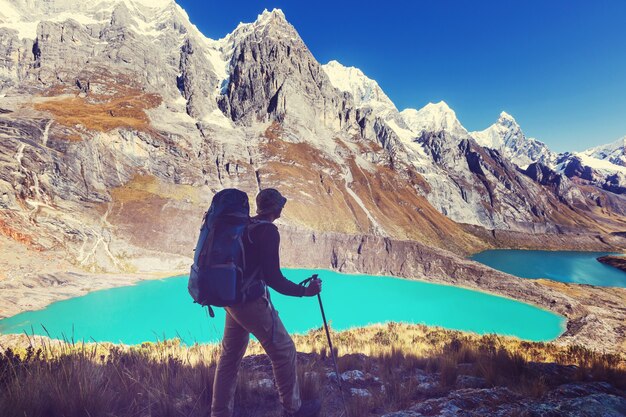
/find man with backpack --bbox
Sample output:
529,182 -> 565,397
210,188 -> 323,417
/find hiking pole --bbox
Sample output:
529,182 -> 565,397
300,274 -> 350,417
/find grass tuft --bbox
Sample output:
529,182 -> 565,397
0,323 -> 624,416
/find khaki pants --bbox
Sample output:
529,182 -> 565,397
211,295 -> 302,417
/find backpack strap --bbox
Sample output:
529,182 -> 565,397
198,225 -> 216,267
238,233 -> 246,272
246,219 -> 272,244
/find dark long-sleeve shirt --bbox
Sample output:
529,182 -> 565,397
244,220 -> 305,297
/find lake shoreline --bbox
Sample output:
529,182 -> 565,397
1,229 -> 626,353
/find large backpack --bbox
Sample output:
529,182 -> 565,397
188,189 -> 252,316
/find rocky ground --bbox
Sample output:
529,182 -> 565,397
320,359 -> 626,417
381,382 -> 626,417
598,254 -> 626,274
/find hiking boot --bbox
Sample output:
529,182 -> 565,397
284,399 -> 321,417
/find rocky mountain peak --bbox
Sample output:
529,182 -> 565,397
0,0 -> 178,39
227,8 -> 292,43
2,0 -> 626,280
495,111 -> 522,132
498,111 -> 516,122
471,111 -> 555,168
426,100 -> 453,113
475,111 -> 520,139
217,8 -> 350,131
255,8 -> 287,24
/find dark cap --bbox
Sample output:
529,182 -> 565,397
256,188 -> 287,215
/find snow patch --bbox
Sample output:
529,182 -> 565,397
0,20 -> 39,39
202,109 -> 234,129
470,111 -> 556,168
342,167 -> 385,235
575,153 -> 626,175
125,0 -> 173,9
385,118 -> 415,142
0,0 -> 173,39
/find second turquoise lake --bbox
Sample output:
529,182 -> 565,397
471,250 -> 626,287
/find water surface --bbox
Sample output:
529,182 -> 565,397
0,269 -> 565,344
471,250 -> 626,287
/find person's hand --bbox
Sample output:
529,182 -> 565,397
304,278 -> 322,297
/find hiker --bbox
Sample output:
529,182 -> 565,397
211,188 -> 323,417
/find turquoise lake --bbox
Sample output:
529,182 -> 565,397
471,250 -> 626,288
0,269 -> 564,345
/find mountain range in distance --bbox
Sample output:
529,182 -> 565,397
0,1 -> 625,273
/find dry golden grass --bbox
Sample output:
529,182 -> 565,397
345,158 -> 481,251
535,279 -> 588,298
34,93 -> 160,133
1,323 -> 623,417
259,132 -> 370,235
290,323 -> 625,370
109,174 -> 204,205
103,174 -> 208,253
33,71 -> 161,135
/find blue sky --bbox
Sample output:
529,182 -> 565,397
177,0 -> 626,152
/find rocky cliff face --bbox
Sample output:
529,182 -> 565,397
218,10 -> 351,133
322,66 -> 626,231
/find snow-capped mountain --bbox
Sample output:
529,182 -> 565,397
470,112 -> 556,169
582,136 -> 626,167
400,101 -> 468,138
322,60 -> 395,111
0,0 -> 176,39
552,136 -> 626,195
558,153 -> 626,176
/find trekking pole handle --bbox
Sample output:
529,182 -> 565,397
298,274 -> 320,287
